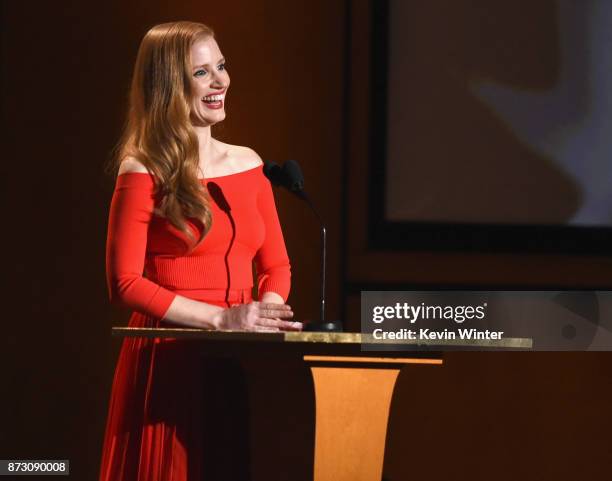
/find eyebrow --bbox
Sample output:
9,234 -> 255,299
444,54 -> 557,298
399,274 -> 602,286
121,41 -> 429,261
192,57 -> 225,70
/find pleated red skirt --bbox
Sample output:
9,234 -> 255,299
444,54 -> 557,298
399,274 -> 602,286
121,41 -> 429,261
98,288 -> 252,481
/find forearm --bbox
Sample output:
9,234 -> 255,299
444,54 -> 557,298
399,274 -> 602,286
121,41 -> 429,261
160,294 -> 225,329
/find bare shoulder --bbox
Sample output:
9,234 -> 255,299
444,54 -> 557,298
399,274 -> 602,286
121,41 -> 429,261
215,140 -> 263,170
233,145 -> 264,167
118,156 -> 149,175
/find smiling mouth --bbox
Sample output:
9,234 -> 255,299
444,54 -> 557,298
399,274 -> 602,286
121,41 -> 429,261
202,94 -> 225,103
201,93 -> 225,110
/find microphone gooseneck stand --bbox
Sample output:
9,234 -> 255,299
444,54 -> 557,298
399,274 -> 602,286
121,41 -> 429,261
264,160 -> 343,332
295,190 -> 342,332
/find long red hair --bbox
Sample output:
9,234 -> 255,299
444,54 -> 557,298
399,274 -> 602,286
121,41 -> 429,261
108,21 -> 216,250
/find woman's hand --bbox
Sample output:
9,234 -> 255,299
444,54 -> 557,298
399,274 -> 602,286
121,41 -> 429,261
213,301 -> 302,332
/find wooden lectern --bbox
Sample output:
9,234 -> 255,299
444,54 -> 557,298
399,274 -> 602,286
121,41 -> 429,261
112,328 -> 529,481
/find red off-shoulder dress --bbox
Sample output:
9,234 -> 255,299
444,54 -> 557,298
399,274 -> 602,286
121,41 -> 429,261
99,164 -> 291,481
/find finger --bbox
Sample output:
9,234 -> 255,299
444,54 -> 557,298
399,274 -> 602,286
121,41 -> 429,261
279,321 -> 303,331
253,325 -> 280,332
259,308 -> 294,319
259,303 -> 292,311
259,318 -> 303,331
256,318 -> 282,328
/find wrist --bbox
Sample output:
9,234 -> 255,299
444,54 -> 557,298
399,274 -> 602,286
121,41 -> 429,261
209,307 -> 227,330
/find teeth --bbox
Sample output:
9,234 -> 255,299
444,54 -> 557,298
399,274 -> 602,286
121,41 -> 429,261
202,94 -> 224,102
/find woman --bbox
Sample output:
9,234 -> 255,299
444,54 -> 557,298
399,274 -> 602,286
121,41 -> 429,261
99,21 -> 301,481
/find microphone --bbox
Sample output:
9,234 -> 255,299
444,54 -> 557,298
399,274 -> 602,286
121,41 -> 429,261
263,160 -> 342,332
263,160 -> 305,196
262,161 -> 284,188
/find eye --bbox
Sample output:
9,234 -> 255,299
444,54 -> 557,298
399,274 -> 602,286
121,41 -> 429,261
217,63 -> 226,71
194,69 -> 207,77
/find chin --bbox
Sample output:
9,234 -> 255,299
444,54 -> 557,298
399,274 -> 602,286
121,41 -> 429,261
207,114 -> 226,127
192,111 -> 226,127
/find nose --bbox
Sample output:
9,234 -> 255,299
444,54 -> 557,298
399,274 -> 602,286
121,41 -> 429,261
211,70 -> 229,89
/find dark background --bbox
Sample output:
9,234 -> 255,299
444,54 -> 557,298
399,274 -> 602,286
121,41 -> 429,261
2,0 -> 612,480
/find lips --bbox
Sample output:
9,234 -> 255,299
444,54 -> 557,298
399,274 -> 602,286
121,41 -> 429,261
201,90 -> 226,110
202,99 -> 223,110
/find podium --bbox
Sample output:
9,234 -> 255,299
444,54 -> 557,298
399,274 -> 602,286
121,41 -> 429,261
112,328 -> 529,481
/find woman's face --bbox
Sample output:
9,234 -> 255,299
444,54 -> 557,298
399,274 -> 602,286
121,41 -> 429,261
189,36 -> 230,127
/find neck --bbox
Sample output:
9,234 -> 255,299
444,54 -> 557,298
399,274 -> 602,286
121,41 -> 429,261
194,124 -> 213,152
194,125 -> 216,175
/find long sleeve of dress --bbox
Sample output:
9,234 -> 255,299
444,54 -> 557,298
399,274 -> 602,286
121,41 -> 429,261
105,173 -> 177,319
254,177 -> 292,301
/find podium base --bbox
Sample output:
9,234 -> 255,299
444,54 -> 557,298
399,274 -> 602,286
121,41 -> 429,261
304,321 -> 344,332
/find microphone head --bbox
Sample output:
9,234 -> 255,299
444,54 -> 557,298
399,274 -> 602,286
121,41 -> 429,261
263,160 -> 284,187
283,160 -> 304,192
